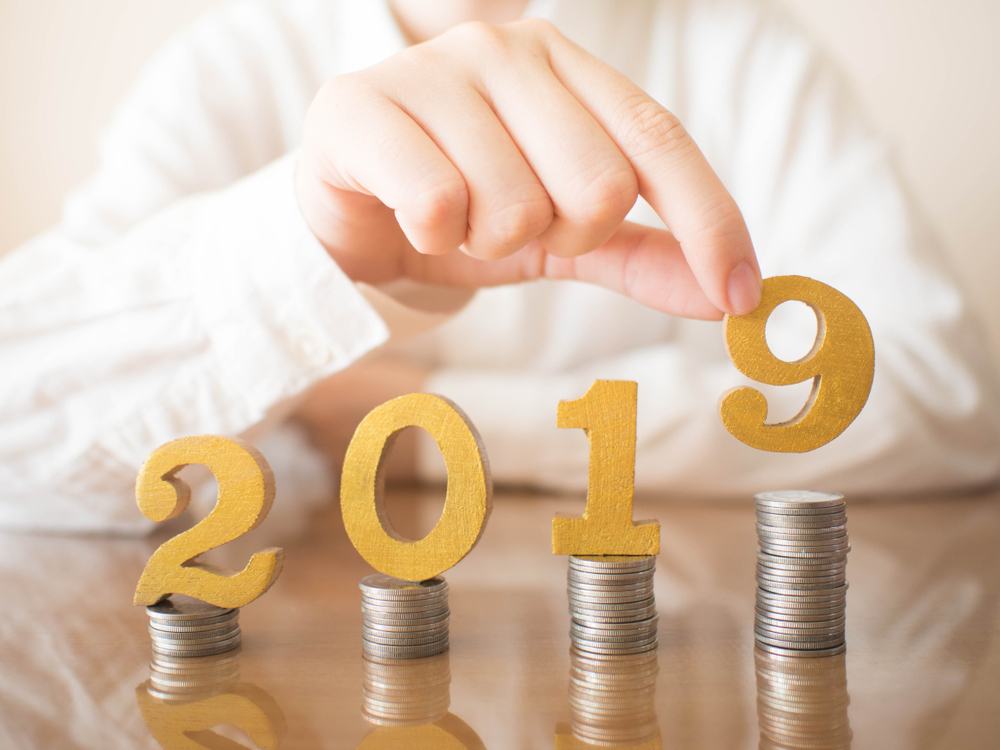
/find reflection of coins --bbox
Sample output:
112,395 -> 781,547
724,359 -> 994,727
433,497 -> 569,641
755,646 -> 852,748
754,491 -> 848,654
568,648 -> 660,747
146,650 -> 242,702
146,596 -> 241,658
361,652 -> 451,727
361,575 -> 449,660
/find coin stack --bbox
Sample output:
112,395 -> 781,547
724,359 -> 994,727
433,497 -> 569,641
755,490 -> 849,657
568,556 -> 658,656
146,650 -> 242,702
362,651 -> 451,727
568,648 -> 660,747
361,574 -> 449,660
755,646 -> 852,749
147,595 -> 242,660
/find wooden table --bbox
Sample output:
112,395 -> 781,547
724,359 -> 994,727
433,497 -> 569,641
2,485 -> 999,749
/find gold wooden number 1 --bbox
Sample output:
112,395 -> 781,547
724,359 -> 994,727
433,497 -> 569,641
553,381 -> 659,556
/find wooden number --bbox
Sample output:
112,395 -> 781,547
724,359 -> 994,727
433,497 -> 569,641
134,435 -> 284,608
341,394 -> 492,582
136,682 -> 287,750
553,381 -> 659,556
357,714 -> 485,750
719,275 -> 875,452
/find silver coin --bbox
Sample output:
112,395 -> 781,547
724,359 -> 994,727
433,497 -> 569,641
361,591 -> 448,605
572,615 -> 659,632
152,639 -> 242,658
757,553 -> 848,570
363,617 -> 450,633
363,641 -> 450,659
757,525 -> 848,541
149,623 -> 240,641
757,567 -> 845,582
148,611 -> 240,631
756,509 -> 847,524
755,621 -> 846,637
755,632 -> 846,649
566,574 -> 653,588
364,611 -> 450,627
757,586 -> 848,602
755,489 -> 844,506
152,630 -> 242,650
757,574 -> 846,589
146,595 -> 236,621
569,591 -> 655,606
360,574 -> 447,594
572,639 -> 658,656
755,604 -> 845,622
362,600 -> 449,615
363,632 -> 450,648
568,577 -> 655,591
568,580 -> 655,594
571,605 -> 658,623
571,554 -> 656,568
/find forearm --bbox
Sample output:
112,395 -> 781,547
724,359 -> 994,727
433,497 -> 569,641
0,156 -> 390,533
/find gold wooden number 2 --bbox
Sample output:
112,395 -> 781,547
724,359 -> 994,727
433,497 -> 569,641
720,275 -> 875,453
553,380 -> 660,556
341,393 -> 493,583
134,435 -> 285,608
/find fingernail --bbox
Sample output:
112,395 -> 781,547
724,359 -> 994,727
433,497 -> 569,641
727,262 -> 762,315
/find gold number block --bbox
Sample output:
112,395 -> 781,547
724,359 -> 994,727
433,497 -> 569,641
552,381 -> 659,556
134,435 -> 284,608
341,394 -> 492,582
720,275 -> 875,453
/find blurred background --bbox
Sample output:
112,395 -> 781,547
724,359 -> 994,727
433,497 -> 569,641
1,0 -> 998,357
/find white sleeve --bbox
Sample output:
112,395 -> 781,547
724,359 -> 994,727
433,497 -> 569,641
417,0 -> 1000,498
0,4 -> 396,534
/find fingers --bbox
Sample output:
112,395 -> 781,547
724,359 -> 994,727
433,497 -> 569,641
543,25 -> 762,315
400,221 -> 722,320
308,76 -> 469,256
459,23 -> 638,259
386,64 -> 554,260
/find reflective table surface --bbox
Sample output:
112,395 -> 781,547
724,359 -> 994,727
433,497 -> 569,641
2,486 -> 1000,749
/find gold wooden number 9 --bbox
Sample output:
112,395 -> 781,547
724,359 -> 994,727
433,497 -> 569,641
341,394 -> 492,583
720,275 -> 875,453
134,435 -> 285,608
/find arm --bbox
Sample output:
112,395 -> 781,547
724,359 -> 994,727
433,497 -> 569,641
0,5 -> 389,533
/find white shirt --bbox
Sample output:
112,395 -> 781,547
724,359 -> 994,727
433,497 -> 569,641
1,0 -> 998,534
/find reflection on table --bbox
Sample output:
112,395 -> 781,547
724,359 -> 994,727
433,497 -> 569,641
136,648 -> 287,750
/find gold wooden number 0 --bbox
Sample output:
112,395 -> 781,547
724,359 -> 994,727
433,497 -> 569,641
553,380 -> 659,556
134,435 -> 284,608
720,275 -> 875,452
341,394 -> 492,582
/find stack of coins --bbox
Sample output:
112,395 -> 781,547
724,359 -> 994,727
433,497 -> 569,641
147,595 -> 242,660
362,651 -> 451,727
146,650 -> 242,702
568,648 -> 660,747
568,556 -> 658,656
754,490 -> 849,656
755,646 -> 852,749
361,574 -> 449,660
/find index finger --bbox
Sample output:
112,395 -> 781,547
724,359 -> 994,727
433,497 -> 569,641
542,23 -> 763,316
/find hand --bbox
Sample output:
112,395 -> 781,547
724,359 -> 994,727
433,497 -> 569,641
296,19 -> 762,320
292,358 -> 431,483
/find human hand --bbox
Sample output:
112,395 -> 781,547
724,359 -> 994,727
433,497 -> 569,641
296,19 -> 761,320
